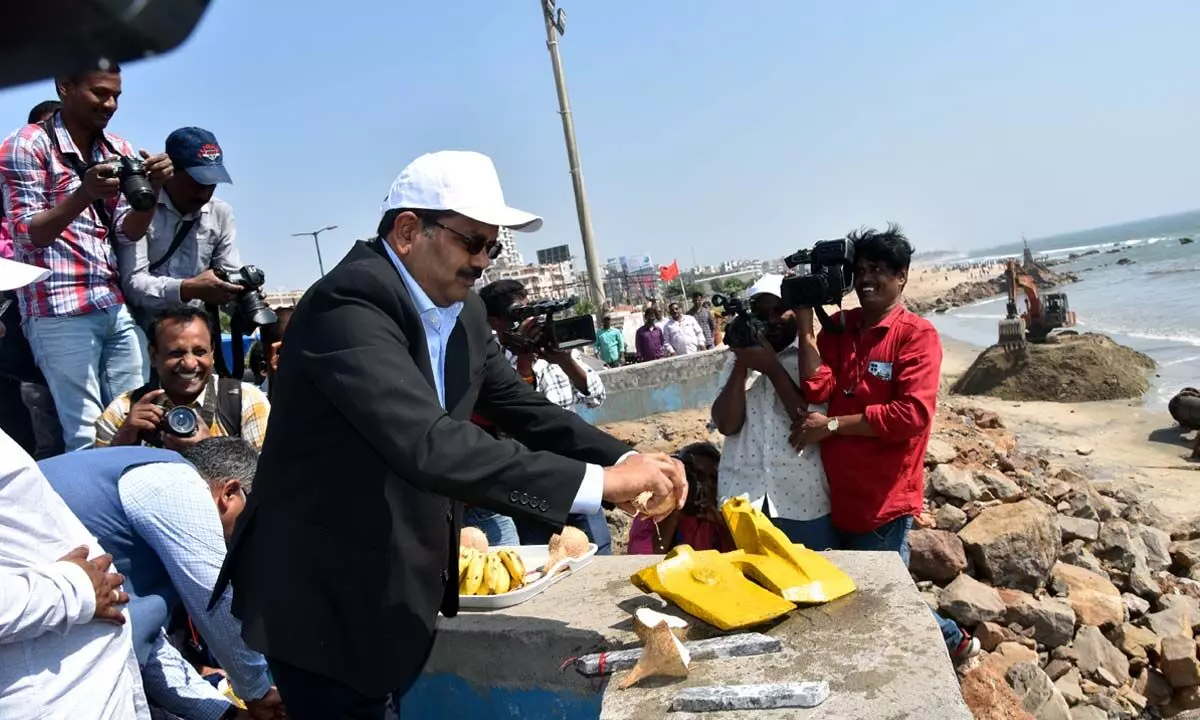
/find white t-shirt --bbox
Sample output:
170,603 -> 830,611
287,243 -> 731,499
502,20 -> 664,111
663,315 -> 704,356
716,348 -> 831,522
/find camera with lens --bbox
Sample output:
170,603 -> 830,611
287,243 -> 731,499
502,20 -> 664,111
214,265 -> 277,329
93,156 -> 156,212
138,405 -> 199,447
501,296 -> 596,353
710,293 -> 769,349
779,238 -> 856,310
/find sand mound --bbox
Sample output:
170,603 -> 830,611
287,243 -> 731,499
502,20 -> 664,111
950,333 -> 1155,402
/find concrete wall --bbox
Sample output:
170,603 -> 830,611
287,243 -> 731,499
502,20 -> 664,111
577,347 -> 729,425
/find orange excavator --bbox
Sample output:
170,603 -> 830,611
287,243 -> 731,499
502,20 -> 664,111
997,259 -> 1077,350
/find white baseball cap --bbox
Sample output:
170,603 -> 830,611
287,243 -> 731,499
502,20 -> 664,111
380,151 -> 543,232
0,257 -> 48,291
747,273 -> 784,299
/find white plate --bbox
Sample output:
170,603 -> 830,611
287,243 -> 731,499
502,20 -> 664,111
458,543 -> 598,610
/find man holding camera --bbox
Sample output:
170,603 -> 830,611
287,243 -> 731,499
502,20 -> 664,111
0,66 -> 173,451
119,127 -> 244,328
94,306 -> 270,451
790,226 -> 979,662
710,275 -> 837,548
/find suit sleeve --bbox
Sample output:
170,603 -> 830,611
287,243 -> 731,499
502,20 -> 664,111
299,279 -> 622,525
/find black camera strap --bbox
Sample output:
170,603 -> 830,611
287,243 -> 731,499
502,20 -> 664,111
38,115 -> 116,240
149,219 -> 196,273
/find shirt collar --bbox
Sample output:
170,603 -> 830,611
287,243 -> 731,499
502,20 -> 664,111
162,374 -> 213,410
848,302 -> 907,331
48,111 -> 121,162
159,189 -> 211,219
381,239 -> 464,320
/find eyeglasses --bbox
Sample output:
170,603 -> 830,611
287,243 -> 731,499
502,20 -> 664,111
431,220 -> 503,260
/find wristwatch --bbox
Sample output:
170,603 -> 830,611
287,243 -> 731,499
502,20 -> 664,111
826,417 -> 840,434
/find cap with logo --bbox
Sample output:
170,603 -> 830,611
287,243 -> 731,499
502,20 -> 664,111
165,127 -> 232,186
381,151 -> 542,232
0,257 -> 49,291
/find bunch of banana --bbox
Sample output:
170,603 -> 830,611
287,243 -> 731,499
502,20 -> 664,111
459,546 -> 527,596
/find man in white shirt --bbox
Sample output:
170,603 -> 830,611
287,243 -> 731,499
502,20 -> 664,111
663,302 -> 705,356
0,255 -> 150,720
709,274 -> 837,549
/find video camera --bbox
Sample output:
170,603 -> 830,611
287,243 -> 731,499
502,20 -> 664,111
214,265 -> 277,329
779,238 -> 856,334
501,296 -> 596,353
710,293 -> 768,349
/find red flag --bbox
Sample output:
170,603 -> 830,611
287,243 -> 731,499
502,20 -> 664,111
659,260 -> 680,282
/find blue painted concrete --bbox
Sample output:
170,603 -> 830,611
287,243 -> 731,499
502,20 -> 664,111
401,672 -> 601,719
577,348 -> 728,425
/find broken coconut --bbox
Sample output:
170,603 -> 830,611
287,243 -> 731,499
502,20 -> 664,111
632,607 -> 688,643
619,610 -> 692,689
633,490 -> 674,518
542,526 -> 590,575
460,526 -> 489,554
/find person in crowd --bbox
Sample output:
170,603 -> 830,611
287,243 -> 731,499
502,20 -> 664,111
42,437 -> 285,719
94,306 -> 270,450
790,225 -> 980,662
0,100 -> 65,459
594,315 -> 625,368
249,306 -> 291,398
213,150 -> 686,718
663,302 -> 705,356
119,127 -> 243,329
635,308 -> 668,361
479,278 -> 612,554
710,274 -> 836,548
0,65 -> 173,451
628,441 -> 732,554
0,253 -> 149,720
688,291 -> 715,350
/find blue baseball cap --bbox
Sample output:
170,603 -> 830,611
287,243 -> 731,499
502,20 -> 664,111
165,127 -> 232,185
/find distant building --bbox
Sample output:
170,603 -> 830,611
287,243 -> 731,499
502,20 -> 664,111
263,290 -> 304,308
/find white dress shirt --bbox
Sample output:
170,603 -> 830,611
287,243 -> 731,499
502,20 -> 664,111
0,430 -> 150,720
716,349 -> 832,522
663,314 -> 704,356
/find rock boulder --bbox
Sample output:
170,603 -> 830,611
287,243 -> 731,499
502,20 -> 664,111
908,528 -> 968,584
959,499 -> 1061,592
1050,563 -> 1124,628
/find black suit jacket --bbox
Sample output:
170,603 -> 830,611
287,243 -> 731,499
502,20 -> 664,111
213,240 -> 630,697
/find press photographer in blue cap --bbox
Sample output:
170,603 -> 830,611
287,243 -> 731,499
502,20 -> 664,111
118,126 -> 245,326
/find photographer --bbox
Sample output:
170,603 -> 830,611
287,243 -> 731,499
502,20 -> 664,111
710,275 -> 837,548
0,66 -> 173,451
790,226 -> 979,662
119,127 -> 244,326
479,279 -> 613,553
94,306 -> 270,450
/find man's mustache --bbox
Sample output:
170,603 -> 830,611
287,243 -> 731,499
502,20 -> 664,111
459,268 -> 483,281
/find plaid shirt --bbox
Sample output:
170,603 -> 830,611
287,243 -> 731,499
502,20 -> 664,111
504,346 -> 605,412
0,114 -> 134,317
93,375 -> 271,449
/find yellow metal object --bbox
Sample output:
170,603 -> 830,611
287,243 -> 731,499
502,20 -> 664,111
722,496 -> 856,604
631,545 -> 795,631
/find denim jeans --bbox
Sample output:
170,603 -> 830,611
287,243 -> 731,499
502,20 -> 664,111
462,508 -> 521,547
23,305 -> 148,451
514,510 -> 612,556
773,514 -> 839,550
837,515 -> 965,652
19,381 -> 63,459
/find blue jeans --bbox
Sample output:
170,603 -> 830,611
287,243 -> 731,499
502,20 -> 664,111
514,509 -> 612,556
23,305 -> 148,451
462,508 -> 521,547
773,514 -> 839,550
837,515 -> 965,653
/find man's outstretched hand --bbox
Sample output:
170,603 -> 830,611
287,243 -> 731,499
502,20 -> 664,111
601,453 -> 687,521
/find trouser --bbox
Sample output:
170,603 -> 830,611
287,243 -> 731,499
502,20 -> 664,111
773,514 -> 839,550
0,376 -> 33,451
268,657 -> 393,720
23,305 -> 149,451
835,515 -> 965,652
20,381 -> 64,458
462,507 -> 521,547
514,508 -> 612,555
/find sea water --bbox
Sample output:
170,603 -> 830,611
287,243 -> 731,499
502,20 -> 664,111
925,213 -> 1200,409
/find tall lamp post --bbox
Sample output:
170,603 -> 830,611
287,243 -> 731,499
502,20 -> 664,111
291,225 -> 338,277
540,0 -> 606,311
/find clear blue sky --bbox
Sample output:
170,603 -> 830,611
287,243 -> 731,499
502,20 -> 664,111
3,0 -> 1199,290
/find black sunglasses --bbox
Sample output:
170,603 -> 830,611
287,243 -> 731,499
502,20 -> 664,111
430,220 -> 503,260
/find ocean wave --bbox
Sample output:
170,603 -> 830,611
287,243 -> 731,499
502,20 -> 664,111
1122,331 -> 1200,348
1146,266 -> 1200,276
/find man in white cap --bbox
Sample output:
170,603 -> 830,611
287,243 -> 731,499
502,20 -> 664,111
0,254 -> 150,719
212,150 -> 687,718
710,273 -> 837,549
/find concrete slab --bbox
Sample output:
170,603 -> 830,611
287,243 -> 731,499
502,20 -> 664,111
403,551 -> 971,719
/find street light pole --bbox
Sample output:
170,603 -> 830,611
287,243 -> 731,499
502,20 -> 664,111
540,0 -> 606,311
291,225 -> 338,277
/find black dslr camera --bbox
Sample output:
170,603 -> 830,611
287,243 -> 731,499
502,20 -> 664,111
94,156 -> 155,212
501,296 -> 596,353
139,405 -> 199,447
710,293 -> 768,349
215,265 -> 277,329
780,238 -> 856,310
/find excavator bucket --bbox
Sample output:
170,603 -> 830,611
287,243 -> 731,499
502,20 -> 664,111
998,316 -> 1026,352
721,496 -> 856,604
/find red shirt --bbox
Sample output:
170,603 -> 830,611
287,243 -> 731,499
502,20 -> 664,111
802,304 -> 941,533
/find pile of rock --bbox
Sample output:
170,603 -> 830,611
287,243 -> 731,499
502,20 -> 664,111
920,404 -> 1200,719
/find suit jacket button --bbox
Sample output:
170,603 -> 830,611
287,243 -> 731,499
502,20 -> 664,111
520,492 -> 530,506
509,490 -> 520,503
446,509 -> 453,522
529,495 -> 539,507
539,500 -> 549,512
441,569 -> 450,583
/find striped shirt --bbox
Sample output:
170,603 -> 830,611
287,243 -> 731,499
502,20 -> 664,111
0,113 -> 134,318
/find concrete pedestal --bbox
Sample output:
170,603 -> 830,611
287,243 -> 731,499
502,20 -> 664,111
402,551 -> 971,719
